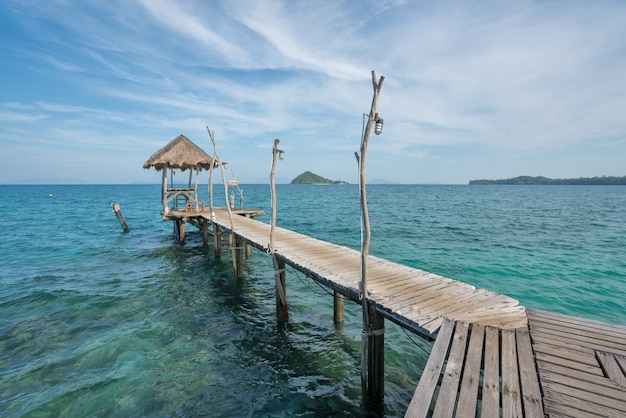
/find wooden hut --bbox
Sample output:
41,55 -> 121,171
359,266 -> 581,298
143,134 -> 215,214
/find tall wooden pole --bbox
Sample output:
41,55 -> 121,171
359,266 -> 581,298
270,138 -> 288,321
357,70 -> 385,407
207,126 -> 241,277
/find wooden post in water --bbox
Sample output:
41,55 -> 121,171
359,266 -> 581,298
202,218 -> 209,244
366,301 -> 385,412
334,291 -> 344,325
177,219 -> 185,242
111,202 -> 130,233
213,224 -> 222,256
274,256 -> 288,321
233,236 -> 244,278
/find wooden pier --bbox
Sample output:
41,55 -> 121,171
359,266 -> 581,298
167,208 -> 626,417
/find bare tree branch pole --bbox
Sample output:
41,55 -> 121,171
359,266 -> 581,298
357,70 -> 385,403
206,126 -> 234,231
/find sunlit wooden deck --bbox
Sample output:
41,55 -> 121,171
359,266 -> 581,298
203,208 -> 527,336
165,207 -> 626,417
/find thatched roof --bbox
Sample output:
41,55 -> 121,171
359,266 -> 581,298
143,134 -> 215,171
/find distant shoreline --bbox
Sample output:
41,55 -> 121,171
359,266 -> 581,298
469,175 -> 626,185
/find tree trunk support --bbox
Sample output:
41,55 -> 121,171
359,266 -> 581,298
273,255 -> 288,321
365,301 -> 385,413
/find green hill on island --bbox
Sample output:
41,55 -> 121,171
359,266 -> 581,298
291,171 -> 348,184
469,175 -> 626,185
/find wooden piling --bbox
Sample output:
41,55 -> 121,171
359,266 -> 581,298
177,219 -> 185,242
214,224 -> 222,256
273,256 -> 288,321
202,218 -> 209,244
366,301 -> 385,411
111,202 -> 130,233
233,236 -> 244,278
334,291 -> 344,324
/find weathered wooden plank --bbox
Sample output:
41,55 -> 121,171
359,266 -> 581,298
481,326 -> 500,418
527,308 -> 626,337
530,331 -> 616,361
531,338 -> 601,369
371,279 -> 454,305
539,374 -> 626,412
515,327 -> 544,418
432,321 -> 469,418
534,350 -> 604,378
405,318 -> 456,418
385,284 -> 480,320
541,389 -> 619,418
596,351 -> 626,386
501,329 -> 523,418
616,354 -> 626,378
537,359 -> 626,390
529,321 -> 626,354
541,380 -> 626,416
455,324 -> 485,418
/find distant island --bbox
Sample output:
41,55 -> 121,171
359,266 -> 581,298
291,171 -> 348,184
469,175 -> 626,185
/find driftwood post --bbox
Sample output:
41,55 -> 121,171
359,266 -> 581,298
111,202 -> 130,233
269,138 -> 288,321
356,70 -> 385,409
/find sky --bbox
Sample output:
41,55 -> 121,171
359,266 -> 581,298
1,0 -> 625,185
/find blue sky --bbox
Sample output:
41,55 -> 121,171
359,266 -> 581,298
1,0 -> 625,184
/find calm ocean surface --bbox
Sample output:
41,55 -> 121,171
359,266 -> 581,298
1,184 -> 625,417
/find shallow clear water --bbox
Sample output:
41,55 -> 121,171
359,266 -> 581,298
1,184 -> 624,417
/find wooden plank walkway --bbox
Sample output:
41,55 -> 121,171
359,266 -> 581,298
527,309 -> 626,418
405,319 -> 544,418
204,208 -> 528,336
169,208 -> 626,417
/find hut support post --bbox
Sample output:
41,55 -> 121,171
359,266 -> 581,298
365,301 -> 385,412
202,218 -> 209,244
334,291 -> 344,324
176,219 -> 185,242
161,168 -> 168,213
273,255 -> 288,321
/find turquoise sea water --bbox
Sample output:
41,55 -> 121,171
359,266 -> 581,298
1,184 -> 625,417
